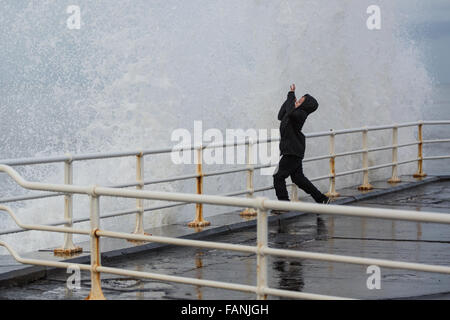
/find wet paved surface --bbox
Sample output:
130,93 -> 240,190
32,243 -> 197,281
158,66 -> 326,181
0,179 -> 449,300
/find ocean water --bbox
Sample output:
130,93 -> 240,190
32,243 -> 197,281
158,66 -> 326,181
0,0 -> 443,254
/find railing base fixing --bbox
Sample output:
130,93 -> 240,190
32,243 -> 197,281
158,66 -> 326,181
127,232 -> 152,243
188,220 -> 211,228
85,291 -> 106,300
388,177 -> 402,184
53,246 -> 83,257
325,192 -> 340,198
413,172 -> 427,178
240,208 -> 257,217
358,184 -> 373,191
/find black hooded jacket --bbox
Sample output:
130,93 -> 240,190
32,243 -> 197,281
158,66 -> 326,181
277,91 -> 319,159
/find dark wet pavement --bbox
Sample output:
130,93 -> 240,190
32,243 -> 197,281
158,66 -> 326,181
1,180 -> 449,300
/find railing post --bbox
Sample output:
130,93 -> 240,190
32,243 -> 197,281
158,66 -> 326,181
413,121 -> 427,178
188,146 -> 210,227
133,151 -> 145,234
86,193 -> 106,300
358,127 -> 373,191
388,125 -> 401,183
256,205 -> 268,300
325,130 -> 340,198
129,151 -> 151,242
241,138 -> 257,217
54,155 -> 82,256
291,184 -> 299,202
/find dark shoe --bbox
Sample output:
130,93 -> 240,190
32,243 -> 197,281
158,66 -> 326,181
271,209 -> 289,215
320,196 -> 331,205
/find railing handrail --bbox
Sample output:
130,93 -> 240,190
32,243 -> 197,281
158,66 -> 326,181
3,120 -> 449,167
1,164 -> 450,225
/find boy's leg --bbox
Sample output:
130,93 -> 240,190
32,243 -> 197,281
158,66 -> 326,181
291,161 -> 328,203
273,156 -> 294,201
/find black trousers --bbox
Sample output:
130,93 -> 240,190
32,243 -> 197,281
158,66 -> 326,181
273,155 -> 326,203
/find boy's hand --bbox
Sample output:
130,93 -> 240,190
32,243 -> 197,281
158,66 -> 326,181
290,84 -> 296,92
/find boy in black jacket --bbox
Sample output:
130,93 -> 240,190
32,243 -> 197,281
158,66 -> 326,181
272,84 -> 329,213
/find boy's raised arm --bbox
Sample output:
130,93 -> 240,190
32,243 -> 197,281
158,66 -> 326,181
278,85 -> 296,120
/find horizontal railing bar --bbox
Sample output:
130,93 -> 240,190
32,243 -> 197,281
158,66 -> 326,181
422,120 -> 450,125
142,147 -> 180,155
97,265 -> 259,295
0,223 -> 89,236
143,173 -> 199,185
262,247 -> 450,274
334,168 -> 365,177
334,158 -> 417,178
80,208 -> 140,222
66,184 -> 255,208
334,142 -> 418,159
398,141 -> 419,148
333,128 -> 365,135
0,218 -> 70,236
335,149 -> 365,158
0,239 -> 350,300
221,190 -> 250,197
50,203 -> 185,227
423,139 -> 450,144
310,174 -> 333,182
253,185 -> 275,193
96,230 -> 450,275
0,121 -> 432,167
143,202 -> 188,212
71,150 -> 142,161
305,131 -> 335,138
203,167 -> 249,177
0,192 -> 64,204
79,203 -> 188,222
98,265 -> 351,300
262,200 -> 450,224
101,174 -> 200,189
366,124 -> 401,131
305,122 -> 418,137
0,241 -> 91,271
96,230 -> 257,253
253,163 -> 274,170
0,203 -> 180,235
0,155 -> 71,166
366,162 -> 396,171
109,181 -> 141,189
423,155 -> 450,160
330,122 -> 418,136
0,226 -> 30,236
368,145 -> 395,153
202,139 -> 251,150
262,287 -> 351,300
397,158 -> 421,165
3,164 -> 450,224
303,154 -> 332,162
397,121 -> 423,128
0,205 -> 90,236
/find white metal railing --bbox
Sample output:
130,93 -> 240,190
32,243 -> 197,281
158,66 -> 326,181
0,164 -> 450,300
0,120 -> 449,299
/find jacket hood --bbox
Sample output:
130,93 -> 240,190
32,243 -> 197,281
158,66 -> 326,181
301,94 -> 319,114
